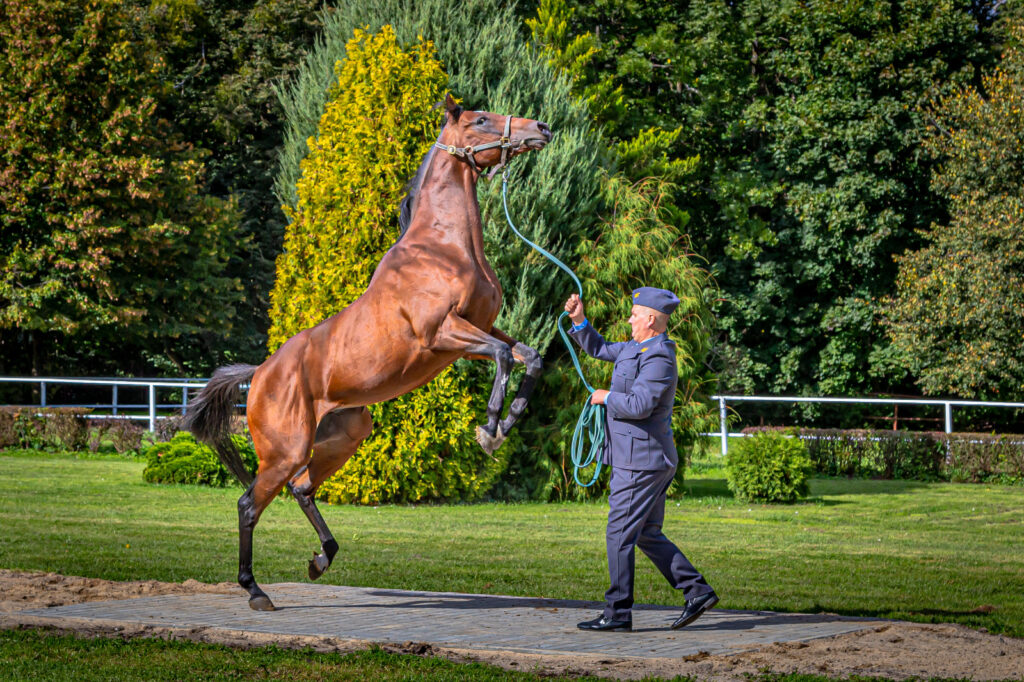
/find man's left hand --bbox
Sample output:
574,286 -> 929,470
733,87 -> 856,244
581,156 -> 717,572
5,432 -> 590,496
590,389 -> 609,405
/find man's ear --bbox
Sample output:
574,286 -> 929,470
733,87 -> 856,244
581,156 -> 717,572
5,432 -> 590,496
444,93 -> 463,122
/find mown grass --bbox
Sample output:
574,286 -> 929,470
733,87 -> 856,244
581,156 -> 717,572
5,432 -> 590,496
0,450 -> 1022,640
0,629 -> 992,682
0,629 -> 598,681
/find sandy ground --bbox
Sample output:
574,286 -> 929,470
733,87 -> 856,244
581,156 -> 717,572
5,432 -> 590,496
2,569 -> 1023,680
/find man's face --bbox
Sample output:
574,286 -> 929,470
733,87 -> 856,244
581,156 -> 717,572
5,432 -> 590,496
628,305 -> 655,342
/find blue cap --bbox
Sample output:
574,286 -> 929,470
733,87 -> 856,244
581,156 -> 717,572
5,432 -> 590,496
631,287 -> 679,314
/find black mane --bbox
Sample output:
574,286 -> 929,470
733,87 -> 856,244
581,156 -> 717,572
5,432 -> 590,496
395,120 -> 445,243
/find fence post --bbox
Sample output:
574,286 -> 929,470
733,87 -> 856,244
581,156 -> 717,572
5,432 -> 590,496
719,397 -> 728,456
181,386 -> 188,415
148,384 -> 156,433
40,381 -> 47,408
112,385 -> 118,416
944,402 -> 953,434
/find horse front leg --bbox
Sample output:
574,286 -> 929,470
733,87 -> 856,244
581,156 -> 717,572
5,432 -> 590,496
490,327 -> 542,437
433,314 -> 513,455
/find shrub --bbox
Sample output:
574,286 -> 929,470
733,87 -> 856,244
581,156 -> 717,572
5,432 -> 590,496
726,429 -> 813,503
794,428 -> 945,481
945,433 -> 1024,485
43,408 -> 91,451
143,432 -> 258,487
105,419 -> 145,455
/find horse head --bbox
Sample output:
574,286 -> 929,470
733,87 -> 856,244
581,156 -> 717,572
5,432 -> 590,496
436,93 -> 552,177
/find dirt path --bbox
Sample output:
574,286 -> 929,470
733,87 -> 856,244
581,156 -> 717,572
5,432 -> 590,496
2,569 -> 1022,680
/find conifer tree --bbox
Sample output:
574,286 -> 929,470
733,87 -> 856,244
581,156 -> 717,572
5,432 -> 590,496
268,27 -> 503,504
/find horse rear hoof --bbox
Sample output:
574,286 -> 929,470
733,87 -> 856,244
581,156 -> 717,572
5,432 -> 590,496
308,552 -> 330,580
475,425 -> 505,455
249,595 -> 276,611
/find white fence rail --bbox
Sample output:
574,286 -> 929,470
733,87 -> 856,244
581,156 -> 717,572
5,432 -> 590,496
0,377 -> 210,432
4,378 -> 1024,447
711,394 -> 1024,455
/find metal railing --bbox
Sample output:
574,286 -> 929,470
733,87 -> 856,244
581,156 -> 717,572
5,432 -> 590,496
5,377 -> 1024,447
711,394 -> 1024,455
0,377 -> 210,432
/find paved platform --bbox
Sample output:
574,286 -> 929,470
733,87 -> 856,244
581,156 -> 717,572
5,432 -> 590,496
21,583 -> 882,659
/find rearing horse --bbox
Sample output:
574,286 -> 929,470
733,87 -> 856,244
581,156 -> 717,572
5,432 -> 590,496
185,95 -> 552,611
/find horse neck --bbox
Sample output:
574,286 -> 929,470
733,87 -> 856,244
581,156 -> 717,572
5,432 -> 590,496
407,152 -> 486,259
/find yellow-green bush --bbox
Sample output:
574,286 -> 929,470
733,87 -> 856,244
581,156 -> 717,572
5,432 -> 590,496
268,27 -> 505,504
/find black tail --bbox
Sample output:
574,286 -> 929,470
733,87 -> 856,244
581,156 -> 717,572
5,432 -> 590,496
184,364 -> 258,487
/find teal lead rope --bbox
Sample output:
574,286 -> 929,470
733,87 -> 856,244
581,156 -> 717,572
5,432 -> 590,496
500,171 -> 605,487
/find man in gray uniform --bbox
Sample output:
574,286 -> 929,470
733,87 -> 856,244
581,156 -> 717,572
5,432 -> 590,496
565,287 -> 718,632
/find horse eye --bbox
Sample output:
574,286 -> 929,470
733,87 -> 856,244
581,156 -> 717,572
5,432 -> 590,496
476,117 -> 486,125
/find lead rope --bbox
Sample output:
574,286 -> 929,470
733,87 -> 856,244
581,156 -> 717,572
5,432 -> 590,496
500,170 -> 605,487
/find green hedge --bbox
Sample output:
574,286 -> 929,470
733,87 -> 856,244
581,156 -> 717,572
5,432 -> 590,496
142,432 -> 258,488
741,427 -> 1024,485
725,429 -> 813,503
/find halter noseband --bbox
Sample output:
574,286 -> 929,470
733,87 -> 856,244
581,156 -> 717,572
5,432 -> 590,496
434,114 -> 515,178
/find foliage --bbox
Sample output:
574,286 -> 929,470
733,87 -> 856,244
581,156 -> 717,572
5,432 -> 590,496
945,433 -> 1024,485
780,428 -> 945,481
269,27 -> 505,504
143,431 -> 257,487
0,0 -> 245,374
550,0 -> 1001,407
886,24 -> 1024,399
726,429 -> 812,503
138,0 -> 326,373
744,427 -> 1024,484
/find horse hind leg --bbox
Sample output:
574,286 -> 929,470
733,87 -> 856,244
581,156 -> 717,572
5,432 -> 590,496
288,407 -> 372,581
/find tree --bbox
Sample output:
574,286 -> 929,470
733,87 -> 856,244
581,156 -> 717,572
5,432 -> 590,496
885,24 -> 1024,399
546,0 -> 1001,412
140,0 -> 326,371
0,0 -> 243,375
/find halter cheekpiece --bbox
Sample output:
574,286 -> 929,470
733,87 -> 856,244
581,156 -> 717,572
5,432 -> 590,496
435,114 -> 515,178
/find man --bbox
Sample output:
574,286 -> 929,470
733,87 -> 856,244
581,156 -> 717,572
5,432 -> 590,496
565,287 -> 718,632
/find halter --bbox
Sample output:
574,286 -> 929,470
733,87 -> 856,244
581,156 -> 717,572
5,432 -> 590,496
434,114 -> 515,178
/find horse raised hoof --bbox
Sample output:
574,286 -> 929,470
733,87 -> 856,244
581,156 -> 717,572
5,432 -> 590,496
248,594 -> 276,611
308,551 -> 330,580
475,424 -> 505,455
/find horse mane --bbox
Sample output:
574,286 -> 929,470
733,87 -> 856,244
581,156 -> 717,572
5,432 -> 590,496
396,120 -> 446,242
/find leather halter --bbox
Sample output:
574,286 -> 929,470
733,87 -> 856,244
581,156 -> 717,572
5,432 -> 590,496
434,114 -> 515,179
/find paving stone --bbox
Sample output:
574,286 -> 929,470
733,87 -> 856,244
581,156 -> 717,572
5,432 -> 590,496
20,583 -> 882,658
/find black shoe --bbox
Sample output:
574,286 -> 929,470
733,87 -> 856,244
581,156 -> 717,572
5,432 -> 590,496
577,614 -> 632,631
671,591 -> 719,630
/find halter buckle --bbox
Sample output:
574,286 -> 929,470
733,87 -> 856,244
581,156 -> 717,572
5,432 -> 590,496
446,145 -> 457,155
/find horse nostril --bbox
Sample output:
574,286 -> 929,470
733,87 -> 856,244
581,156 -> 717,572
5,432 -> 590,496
536,121 -> 552,140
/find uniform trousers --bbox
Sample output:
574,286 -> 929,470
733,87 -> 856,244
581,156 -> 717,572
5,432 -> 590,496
604,465 -> 713,621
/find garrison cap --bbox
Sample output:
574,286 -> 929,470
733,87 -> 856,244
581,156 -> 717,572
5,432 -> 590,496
632,287 -> 680,315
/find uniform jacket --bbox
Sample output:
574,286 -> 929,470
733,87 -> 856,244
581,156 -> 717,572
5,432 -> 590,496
569,322 -> 678,471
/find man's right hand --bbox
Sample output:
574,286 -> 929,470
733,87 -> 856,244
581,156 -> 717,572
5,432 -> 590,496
564,294 -> 585,325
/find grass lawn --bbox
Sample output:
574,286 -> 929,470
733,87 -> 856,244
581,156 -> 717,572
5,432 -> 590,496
1,451 -> 1021,639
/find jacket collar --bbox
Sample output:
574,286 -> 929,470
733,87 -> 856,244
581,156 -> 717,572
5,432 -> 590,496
622,332 -> 668,359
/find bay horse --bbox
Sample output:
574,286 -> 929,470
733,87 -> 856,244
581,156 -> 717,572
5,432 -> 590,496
185,94 -> 552,611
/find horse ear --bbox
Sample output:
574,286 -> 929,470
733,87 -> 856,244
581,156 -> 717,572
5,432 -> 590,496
444,93 -> 462,122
